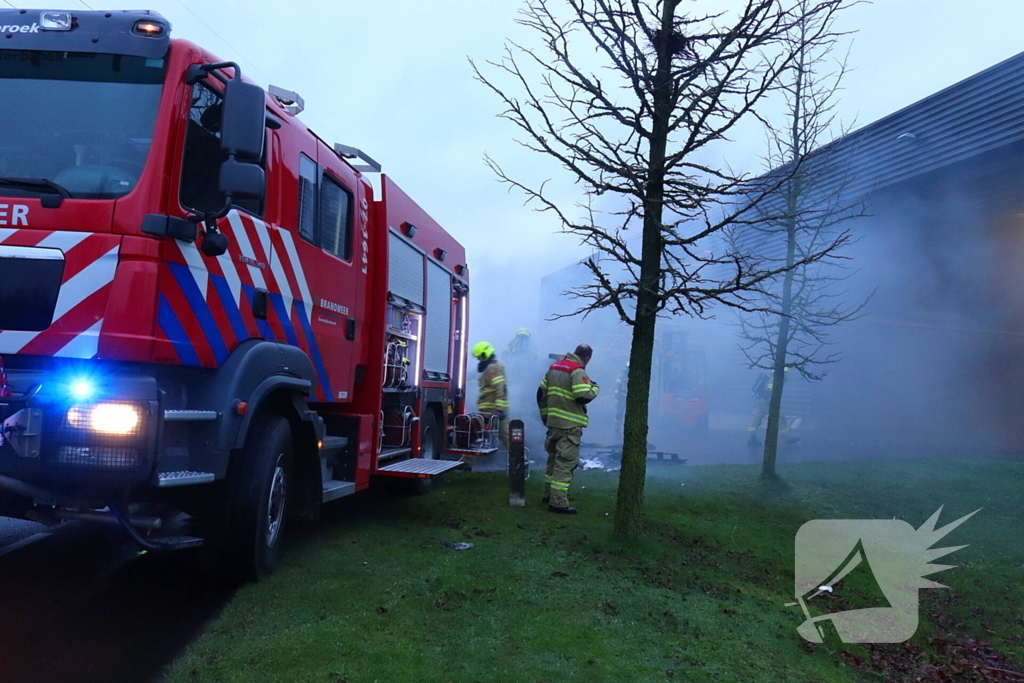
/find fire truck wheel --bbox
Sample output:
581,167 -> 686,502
203,413 -> 293,583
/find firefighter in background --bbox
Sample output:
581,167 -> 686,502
537,344 -> 600,515
613,361 -> 629,441
504,327 -> 546,459
462,342 -> 509,469
747,367 -> 793,446
505,327 -> 535,362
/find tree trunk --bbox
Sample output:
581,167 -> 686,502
761,233 -> 794,479
614,304 -> 657,537
613,0 -> 678,539
761,39 -> 806,480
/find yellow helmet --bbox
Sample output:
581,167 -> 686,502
517,327 -> 531,337
472,341 -> 495,360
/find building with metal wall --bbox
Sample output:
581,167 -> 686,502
538,50 -> 1024,459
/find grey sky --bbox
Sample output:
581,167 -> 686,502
14,0 -> 1024,346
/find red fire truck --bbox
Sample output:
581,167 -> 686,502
0,9 -> 489,581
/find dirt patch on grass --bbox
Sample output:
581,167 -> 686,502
804,593 -> 1024,682
820,637 -> 1024,682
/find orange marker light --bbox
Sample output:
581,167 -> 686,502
236,401 -> 248,415
134,21 -> 166,36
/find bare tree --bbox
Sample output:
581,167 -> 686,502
729,0 -> 868,479
474,0 -> 850,539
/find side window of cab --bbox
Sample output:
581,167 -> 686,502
319,172 -> 352,261
180,82 -> 266,217
297,153 -> 317,242
295,155 -> 353,261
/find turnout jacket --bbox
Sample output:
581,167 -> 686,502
537,353 -> 600,428
477,358 -> 509,414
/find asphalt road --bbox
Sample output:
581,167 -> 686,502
0,517 -> 232,683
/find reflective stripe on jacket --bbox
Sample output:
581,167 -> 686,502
478,359 -> 509,413
537,352 -> 599,428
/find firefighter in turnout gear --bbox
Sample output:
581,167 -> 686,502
747,367 -> 794,446
613,361 -> 629,441
463,342 -> 509,469
537,344 -> 600,514
505,327 -> 534,362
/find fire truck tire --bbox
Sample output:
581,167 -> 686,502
202,413 -> 293,583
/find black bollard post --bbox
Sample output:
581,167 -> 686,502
508,419 -> 526,507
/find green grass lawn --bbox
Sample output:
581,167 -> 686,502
165,458 -> 1024,683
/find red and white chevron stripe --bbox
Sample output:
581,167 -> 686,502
0,229 -> 119,359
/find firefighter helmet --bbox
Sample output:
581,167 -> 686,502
472,341 -> 495,360
516,327 -> 531,337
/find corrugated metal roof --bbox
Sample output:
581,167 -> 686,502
735,51 -> 1024,262
804,50 -> 1024,201
543,50 -> 1024,293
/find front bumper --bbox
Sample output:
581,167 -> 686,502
0,369 -> 159,489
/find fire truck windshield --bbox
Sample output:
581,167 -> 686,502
0,50 -> 165,200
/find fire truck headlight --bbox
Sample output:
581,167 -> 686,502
67,403 -> 143,436
39,12 -> 73,31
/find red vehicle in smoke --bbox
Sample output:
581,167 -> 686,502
657,330 -> 710,432
0,9 -> 487,580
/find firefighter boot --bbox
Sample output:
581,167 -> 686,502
548,505 -> 577,515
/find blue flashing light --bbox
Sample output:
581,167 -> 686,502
71,380 -> 94,401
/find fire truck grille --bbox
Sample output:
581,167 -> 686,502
40,403 -> 151,472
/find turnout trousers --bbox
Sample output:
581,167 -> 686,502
543,426 -> 583,508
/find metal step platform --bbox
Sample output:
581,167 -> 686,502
155,471 -> 216,487
322,479 -> 356,503
163,410 -> 218,422
149,535 -> 204,551
445,447 -> 499,457
378,446 -> 412,462
321,436 -> 348,455
375,458 -> 465,478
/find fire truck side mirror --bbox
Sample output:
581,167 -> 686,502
220,78 -> 266,162
219,159 -> 265,201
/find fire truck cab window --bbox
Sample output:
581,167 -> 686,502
180,82 -> 266,217
297,154 -> 317,243
0,51 -> 164,200
319,174 -> 351,260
